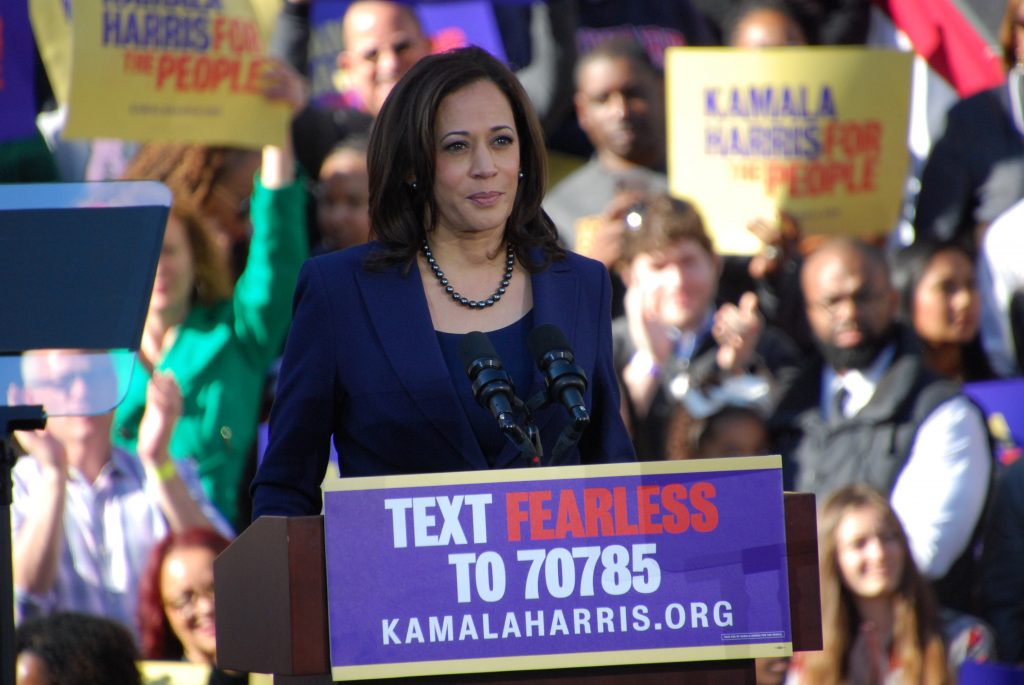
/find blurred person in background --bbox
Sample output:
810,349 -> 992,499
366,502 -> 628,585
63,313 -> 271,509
612,194 -> 798,460
137,527 -> 244,684
892,240 -> 996,382
16,612 -> 142,685
914,0 -> 1024,250
724,0 -> 809,48
979,455 -> 1024,664
545,37 -> 668,253
694,0 -> 869,45
787,484 -> 951,684
314,135 -> 371,254
771,238 -> 992,614
270,0 -> 432,179
115,61 -> 310,527
123,144 -> 261,280
11,350 -> 228,639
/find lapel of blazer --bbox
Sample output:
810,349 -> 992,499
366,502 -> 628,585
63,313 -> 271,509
354,261 -> 489,470
492,255 -> 581,468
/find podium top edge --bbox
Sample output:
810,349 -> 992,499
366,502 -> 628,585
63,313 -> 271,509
323,455 -> 784,492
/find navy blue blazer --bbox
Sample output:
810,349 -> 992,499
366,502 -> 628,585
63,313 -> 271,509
251,242 -> 635,517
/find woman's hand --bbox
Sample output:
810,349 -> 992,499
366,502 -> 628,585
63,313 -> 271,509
259,58 -> 304,188
136,371 -> 183,467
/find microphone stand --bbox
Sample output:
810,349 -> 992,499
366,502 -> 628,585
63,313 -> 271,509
525,392 -> 589,465
550,406 -> 589,464
501,397 -> 543,467
1,405 -> 46,685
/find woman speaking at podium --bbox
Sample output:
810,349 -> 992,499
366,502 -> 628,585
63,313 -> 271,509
251,47 -> 634,518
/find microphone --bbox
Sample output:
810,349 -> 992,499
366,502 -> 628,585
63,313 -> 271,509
458,332 -> 540,465
459,332 -> 518,429
528,325 -> 591,454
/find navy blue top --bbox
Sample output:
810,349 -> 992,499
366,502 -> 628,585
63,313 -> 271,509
436,311 -> 535,463
251,242 -> 635,518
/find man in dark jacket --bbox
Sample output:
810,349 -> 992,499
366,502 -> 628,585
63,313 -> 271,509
770,238 -> 991,611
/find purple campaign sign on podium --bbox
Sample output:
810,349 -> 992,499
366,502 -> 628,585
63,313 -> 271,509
322,457 -> 792,680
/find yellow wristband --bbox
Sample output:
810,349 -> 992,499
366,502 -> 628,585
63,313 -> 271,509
149,459 -> 178,483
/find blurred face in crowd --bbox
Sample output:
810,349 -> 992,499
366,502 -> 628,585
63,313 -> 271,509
432,79 -> 521,239
912,248 -> 980,346
340,1 -> 432,115
151,216 -> 197,321
699,412 -> 770,458
201,152 -> 259,257
317,147 -> 371,251
803,244 -> 898,371
627,238 -> 720,332
730,9 -> 807,48
161,544 -> 219,665
19,351 -> 118,443
575,55 -> 665,169
835,504 -> 905,600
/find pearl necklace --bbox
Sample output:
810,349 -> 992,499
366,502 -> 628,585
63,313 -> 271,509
422,239 -> 514,309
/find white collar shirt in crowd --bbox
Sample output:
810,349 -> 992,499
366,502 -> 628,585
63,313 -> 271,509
11,447 -> 232,640
817,343 -> 990,579
820,344 -> 896,421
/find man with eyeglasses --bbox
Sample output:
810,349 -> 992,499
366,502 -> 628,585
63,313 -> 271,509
769,238 -> 991,613
9,350 -> 231,641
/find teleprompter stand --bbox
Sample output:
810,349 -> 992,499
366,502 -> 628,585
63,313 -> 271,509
216,494 -> 822,685
0,181 -> 170,685
0,407 -> 45,685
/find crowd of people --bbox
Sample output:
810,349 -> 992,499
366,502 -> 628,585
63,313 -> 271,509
5,0 -> 1024,683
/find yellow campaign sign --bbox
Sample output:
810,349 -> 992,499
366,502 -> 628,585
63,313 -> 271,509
248,0 -> 281,43
666,47 -> 912,255
140,661 -> 268,684
65,0 -> 288,148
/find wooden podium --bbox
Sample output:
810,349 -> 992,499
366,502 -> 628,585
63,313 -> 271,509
215,494 -> 821,685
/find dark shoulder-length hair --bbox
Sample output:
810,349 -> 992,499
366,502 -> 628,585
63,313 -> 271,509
137,527 -> 232,660
169,201 -> 234,306
891,239 -> 975,321
365,46 -> 563,272
891,238 -> 994,381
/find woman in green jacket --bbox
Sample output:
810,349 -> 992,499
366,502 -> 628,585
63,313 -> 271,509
115,62 -> 309,525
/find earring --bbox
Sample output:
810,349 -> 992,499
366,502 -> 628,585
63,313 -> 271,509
518,171 -> 524,181
409,180 -> 418,191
